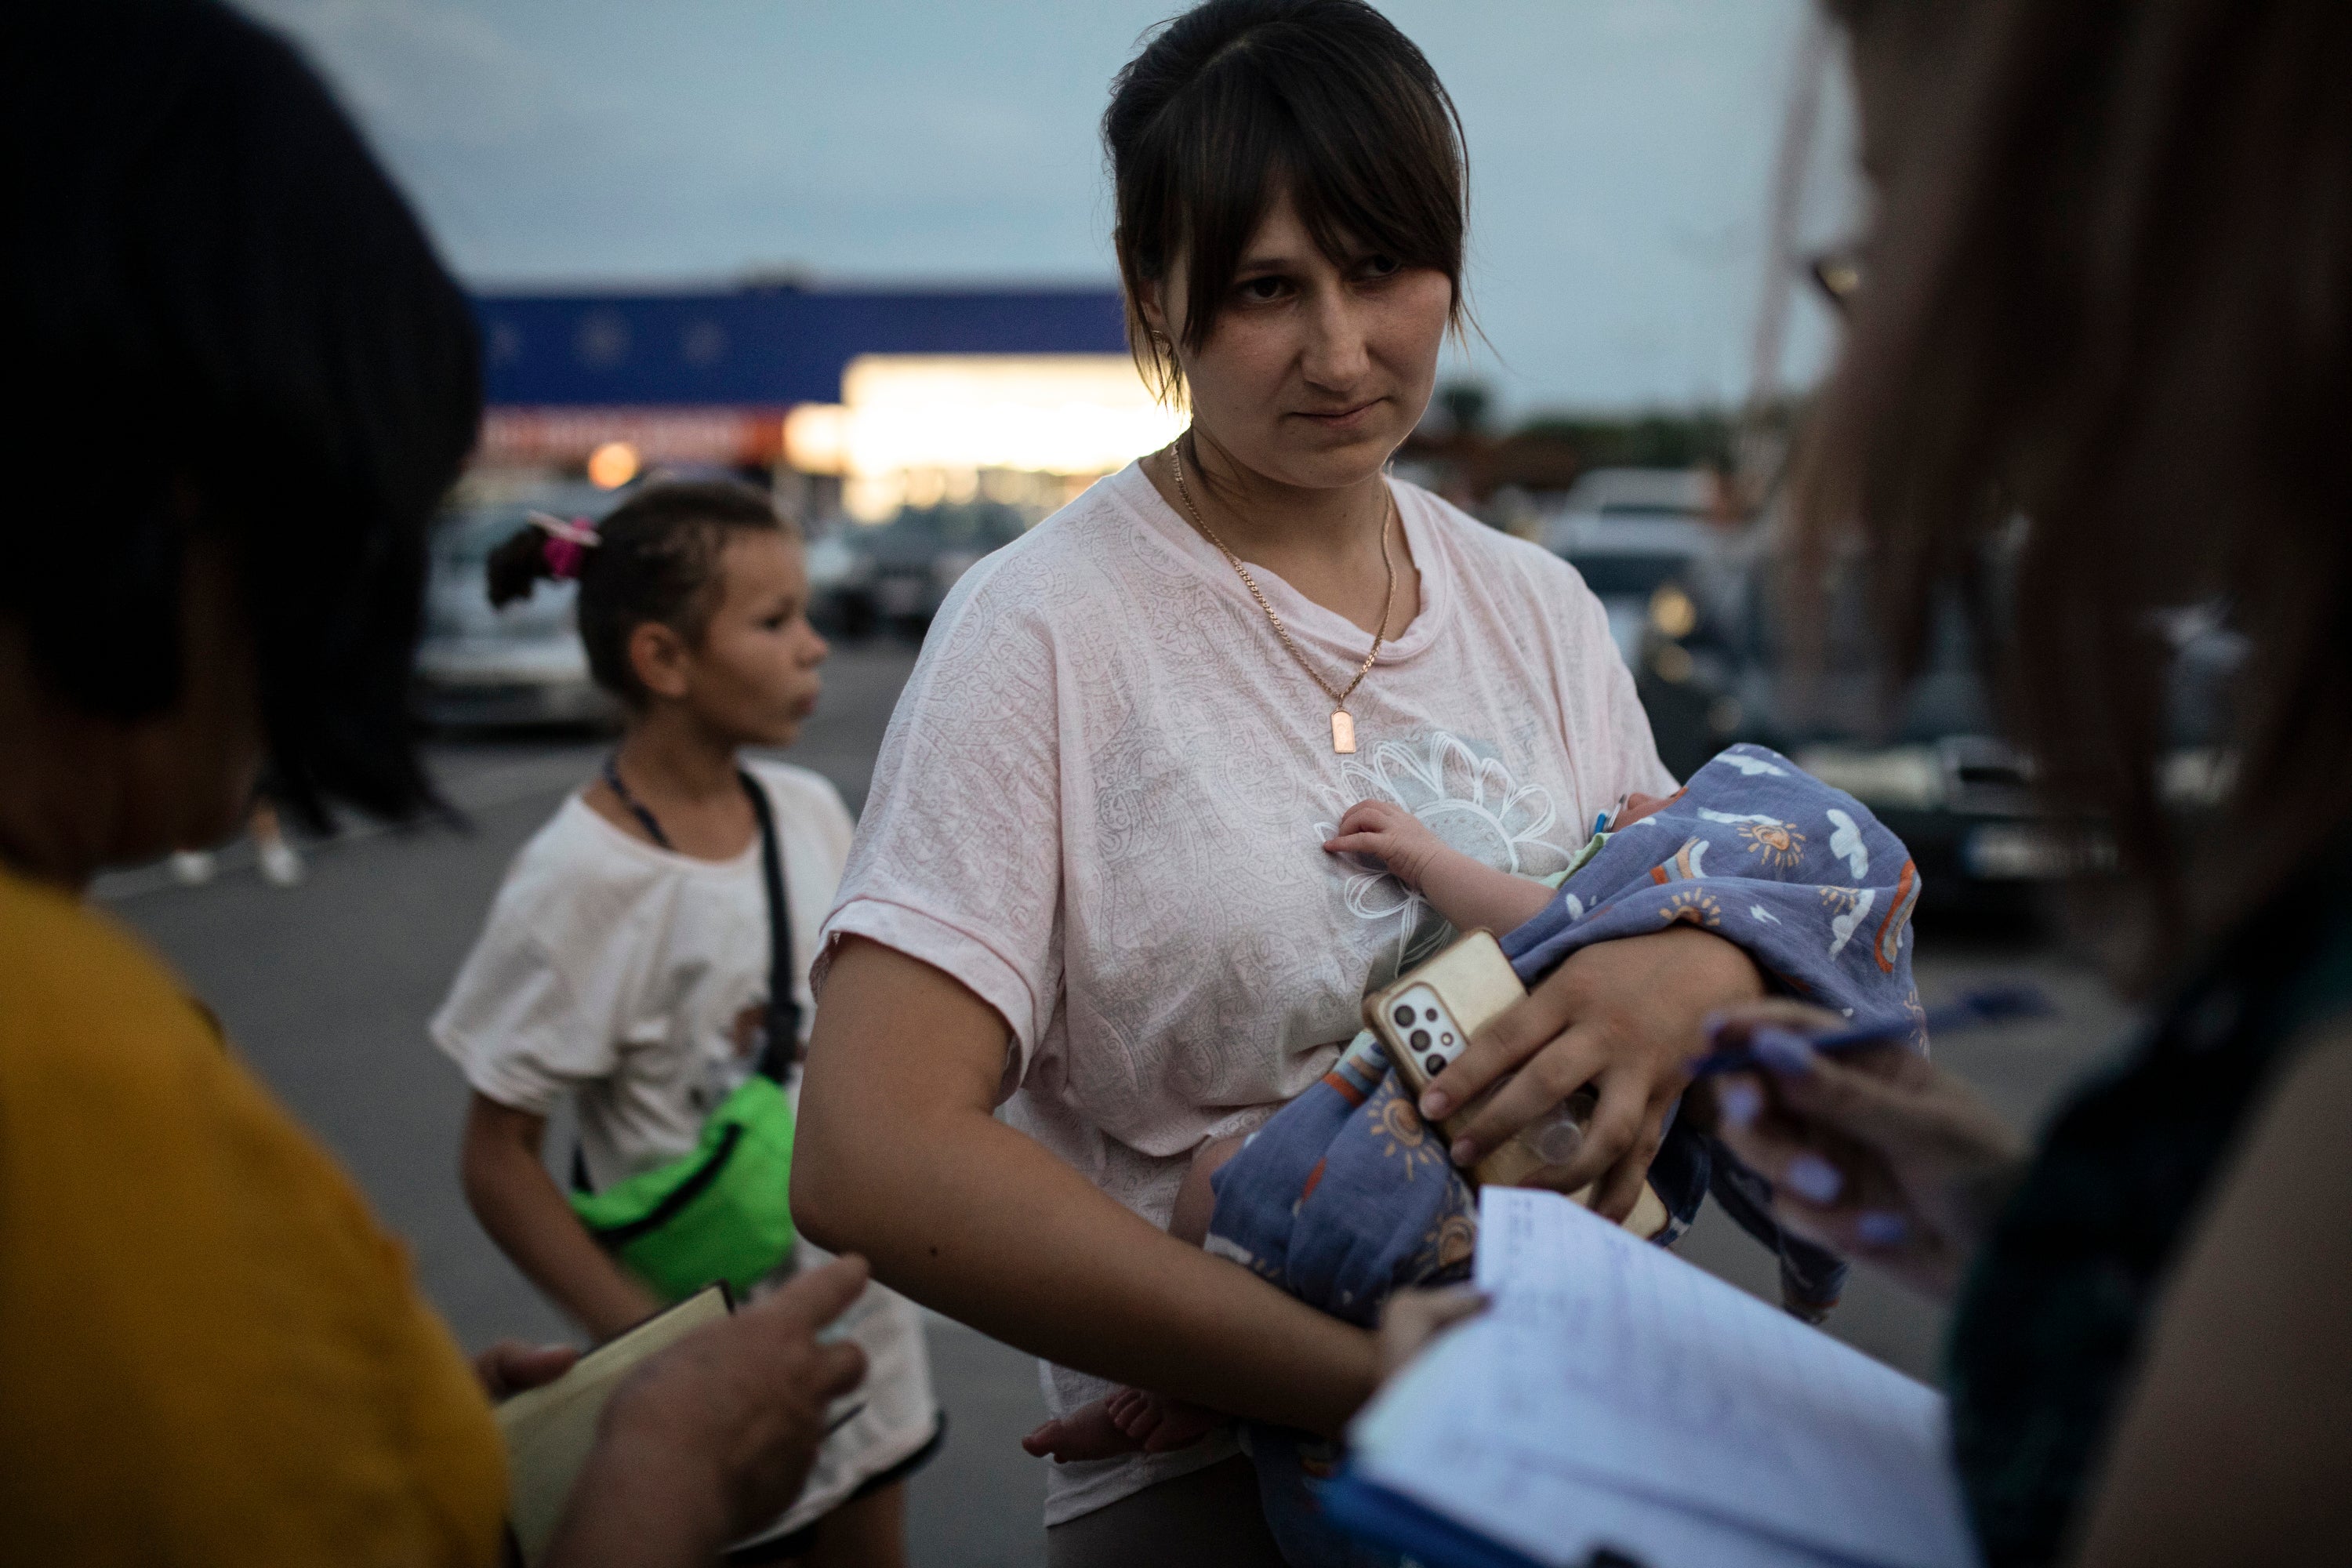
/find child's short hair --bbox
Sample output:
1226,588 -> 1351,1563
487,479 -> 796,705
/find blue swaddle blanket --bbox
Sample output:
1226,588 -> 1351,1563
1206,746 -> 1928,1566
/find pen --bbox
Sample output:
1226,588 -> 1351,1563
1686,983 -> 2053,1077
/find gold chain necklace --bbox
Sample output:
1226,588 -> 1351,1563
1169,434 -> 1396,754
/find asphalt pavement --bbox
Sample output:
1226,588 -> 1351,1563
105,641 -> 2132,1566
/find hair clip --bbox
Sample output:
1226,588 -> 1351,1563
526,510 -> 600,580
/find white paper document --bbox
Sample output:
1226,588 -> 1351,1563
1345,1187 -> 1979,1568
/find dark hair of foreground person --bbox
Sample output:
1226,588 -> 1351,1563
1,0 -> 477,831
1715,4 -> 2352,1564
0,5 -> 869,1563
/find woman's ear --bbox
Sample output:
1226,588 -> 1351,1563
626,620 -> 692,702
1138,276 -> 1174,347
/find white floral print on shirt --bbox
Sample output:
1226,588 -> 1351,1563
1316,730 -> 1573,966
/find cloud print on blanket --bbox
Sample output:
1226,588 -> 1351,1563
1502,744 -> 1925,1044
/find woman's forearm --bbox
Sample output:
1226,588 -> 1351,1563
793,938 -> 1379,1437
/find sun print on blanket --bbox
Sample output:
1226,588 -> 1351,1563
1660,887 -> 1724,930
1369,1080 -> 1448,1181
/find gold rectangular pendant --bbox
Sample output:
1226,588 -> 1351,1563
1331,710 -> 1357,753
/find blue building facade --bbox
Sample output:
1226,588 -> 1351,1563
475,284 -> 1131,408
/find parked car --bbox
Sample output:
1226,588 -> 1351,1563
1630,524 -> 2235,914
1552,513 -> 1718,663
1541,466 -> 1716,543
415,484 -> 618,728
808,501 -> 1031,638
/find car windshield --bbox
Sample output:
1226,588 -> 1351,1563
1570,551 -> 1692,597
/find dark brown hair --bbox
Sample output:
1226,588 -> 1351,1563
1103,0 -> 1469,401
4,0 -> 479,829
488,480 -> 793,705
1796,0 -> 2352,977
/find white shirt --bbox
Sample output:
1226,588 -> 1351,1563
820,461 -> 1673,1523
434,757 -> 935,1536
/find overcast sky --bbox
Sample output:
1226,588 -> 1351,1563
238,0 -> 1854,415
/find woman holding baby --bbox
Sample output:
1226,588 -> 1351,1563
790,2 -> 1768,1559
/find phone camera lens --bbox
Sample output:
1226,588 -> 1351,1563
1425,1055 -> 1446,1077
1441,1033 -> 1455,1047
1425,1008 -> 1440,1022
1409,1029 -> 1432,1051
1392,1004 -> 1415,1027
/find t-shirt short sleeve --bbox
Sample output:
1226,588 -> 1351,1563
818,552 -> 1064,1087
430,833 -> 665,1116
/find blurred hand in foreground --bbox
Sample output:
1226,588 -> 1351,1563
474,1340 -> 579,1400
1694,1000 -> 2028,1302
1375,1285 -> 1489,1383
544,1255 -> 872,1568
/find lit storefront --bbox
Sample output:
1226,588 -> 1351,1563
471,284 -> 1178,522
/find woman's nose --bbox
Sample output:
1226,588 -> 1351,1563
1299,285 -> 1372,390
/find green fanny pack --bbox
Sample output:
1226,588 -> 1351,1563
569,769 -> 800,1302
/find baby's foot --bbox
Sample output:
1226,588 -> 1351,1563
1105,1385 -> 1223,1453
1021,1398 -> 1142,1463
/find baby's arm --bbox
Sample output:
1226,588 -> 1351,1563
1324,800 -> 1557,934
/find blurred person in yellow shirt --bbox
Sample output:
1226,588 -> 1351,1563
0,3 -> 869,1562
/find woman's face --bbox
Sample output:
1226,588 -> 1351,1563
1150,191 -> 1454,492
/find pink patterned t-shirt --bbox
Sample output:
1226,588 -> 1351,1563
817,460 -> 1673,1523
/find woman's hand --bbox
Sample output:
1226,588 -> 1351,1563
542,1256 -> 872,1568
473,1340 -> 578,1400
1421,923 -> 1765,1220
1695,1000 -> 2028,1302
1323,799 -> 1445,891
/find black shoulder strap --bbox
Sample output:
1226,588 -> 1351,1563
739,768 -> 800,1082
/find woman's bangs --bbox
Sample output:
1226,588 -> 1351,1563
1172,73 -> 1463,352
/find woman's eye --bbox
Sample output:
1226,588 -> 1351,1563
1360,255 -> 1402,279
1236,275 -> 1288,303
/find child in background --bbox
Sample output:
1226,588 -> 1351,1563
431,481 -> 936,1566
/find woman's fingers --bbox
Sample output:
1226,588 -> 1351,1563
1439,1025 -> 1609,1171
474,1340 -> 579,1400
752,1254 -> 871,1345
1768,1044 -> 2017,1163
1584,1081 -> 1669,1221
1696,998 -> 1850,1063
1422,977 -> 1584,1124
1711,1073 -> 1862,1197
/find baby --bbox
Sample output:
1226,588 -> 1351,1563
1023,791 -> 1675,1464
1024,743 -> 1928,1566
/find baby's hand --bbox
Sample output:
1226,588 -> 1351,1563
1324,799 -> 1445,891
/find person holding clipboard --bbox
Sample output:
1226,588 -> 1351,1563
0,4 -> 873,1563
